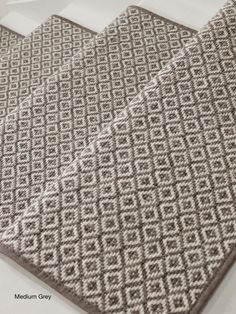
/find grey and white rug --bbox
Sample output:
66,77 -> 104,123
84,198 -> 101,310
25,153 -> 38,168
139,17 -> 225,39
0,24 -> 23,56
0,15 -> 95,120
0,6 -> 195,237
2,1 -> 236,313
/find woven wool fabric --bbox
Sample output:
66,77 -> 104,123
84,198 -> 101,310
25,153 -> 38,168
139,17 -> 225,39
1,0 -> 236,313
0,15 -> 95,120
0,25 -> 23,56
0,6 -> 195,235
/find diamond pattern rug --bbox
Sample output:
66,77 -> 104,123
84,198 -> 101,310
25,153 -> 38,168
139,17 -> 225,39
0,6 -> 195,237
0,25 -> 23,56
1,0 -> 236,313
0,15 -> 95,120
0,15 -> 95,233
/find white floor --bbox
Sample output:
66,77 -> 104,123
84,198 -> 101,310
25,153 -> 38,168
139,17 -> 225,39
1,0 -> 141,34
1,0 -> 235,313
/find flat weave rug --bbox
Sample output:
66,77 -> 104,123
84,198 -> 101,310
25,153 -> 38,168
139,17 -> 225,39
0,15 -> 95,120
0,25 -> 23,56
2,1 -> 236,313
1,0 -> 236,313
0,6 -> 195,238
0,15 -> 96,232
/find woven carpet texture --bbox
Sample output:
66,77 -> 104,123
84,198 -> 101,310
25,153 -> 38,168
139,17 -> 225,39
0,25 -> 23,56
1,1 -> 236,314
0,15 -> 95,120
0,15 -> 96,233
0,6 -> 195,238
